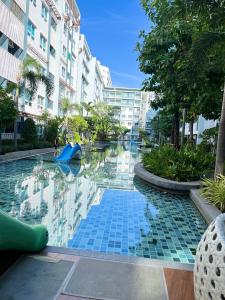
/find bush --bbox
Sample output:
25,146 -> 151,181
142,144 -> 215,182
44,119 -> 59,143
201,175 -> 225,212
21,118 -> 37,144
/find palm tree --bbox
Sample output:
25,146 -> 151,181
81,101 -> 93,117
14,56 -> 54,149
60,97 -> 74,117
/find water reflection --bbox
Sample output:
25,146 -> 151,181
1,142 -> 139,247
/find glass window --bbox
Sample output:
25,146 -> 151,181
41,3 -> 48,22
62,66 -> 66,78
50,45 -> 56,57
62,46 -> 66,57
51,17 -> 57,30
64,23 -> 67,35
65,3 -> 69,14
40,34 -> 47,51
8,40 -> 21,57
27,20 -> 36,39
37,95 -> 44,110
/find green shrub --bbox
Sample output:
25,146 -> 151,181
201,175 -> 225,212
21,118 -> 37,144
142,144 -> 215,182
44,119 -> 59,143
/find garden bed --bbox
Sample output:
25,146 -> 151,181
190,189 -> 221,224
134,163 -> 200,193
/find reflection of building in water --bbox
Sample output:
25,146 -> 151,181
96,144 -> 139,190
14,162 -> 100,247
13,144 -> 140,246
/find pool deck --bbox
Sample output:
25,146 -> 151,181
0,247 -> 195,300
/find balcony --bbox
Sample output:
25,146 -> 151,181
0,48 -> 20,83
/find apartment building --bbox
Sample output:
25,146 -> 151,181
99,65 -> 112,88
26,0 -> 81,117
0,0 -> 150,137
76,35 -> 110,105
103,87 -> 151,140
0,0 -> 81,118
76,34 -> 92,105
0,0 -> 27,86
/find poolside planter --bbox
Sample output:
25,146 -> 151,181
194,213 -> 225,300
134,163 -> 200,192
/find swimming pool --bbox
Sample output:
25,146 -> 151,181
0,142 -> 207,263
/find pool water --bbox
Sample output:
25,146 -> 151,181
0,142 -> 207,263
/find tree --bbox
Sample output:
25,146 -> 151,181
150,110 -> 174,144
60,97 -> 75,116
81,101 -> 94,117
21,118 -> 37,144
0,88 -> 18,152
14,56 -> 54,148
137,1 -> 196,148
67,115 -> 88,137
178,0 -> 225,176
91,102 -> 120,141
44,118 -> 62,143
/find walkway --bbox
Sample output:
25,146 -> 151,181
0,247 -> 195,300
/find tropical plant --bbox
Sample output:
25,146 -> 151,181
0,88 -> 18,153
81,101 -> 93,117
14,56 -> 54,148
67,115 -> 88,136
202,175 -> 225,212
91,102 -> 120,140
60,97 -> 75,116
176,0 -> 225,176
44,118 -> 61,143
21,118 -> 37,144
142,144 -> 215,182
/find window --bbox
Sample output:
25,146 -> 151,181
37,95 -> 44,110
51,17 -> 57,31
62,46 -> 66,57
50,45 -> 56,57
65,3 -> 69,14
49,72 -> 54,84
61,66 -> 66,78
64,23 -> 67,35
30,0 -> 36,7
27,20 -> 36,39
41,67 -> 47,75
8,40 -> 21,57
41,3 -> 48,21
40,34 -> 47,51
47,99 -> 53,110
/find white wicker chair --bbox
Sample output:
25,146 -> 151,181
194,213 -> 225,300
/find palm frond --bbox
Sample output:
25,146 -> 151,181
37,74 -> 54,98
21,56 -> 42,74
22,70 -> 38,99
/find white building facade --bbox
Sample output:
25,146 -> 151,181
0,0 -> 153,138
103,87 -> 151,140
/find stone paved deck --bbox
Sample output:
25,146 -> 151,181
0,248 -> 195,300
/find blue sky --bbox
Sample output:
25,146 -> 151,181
76,0 -> 150,88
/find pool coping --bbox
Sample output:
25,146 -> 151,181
44,246 -> 194,271
134,163 -> 201,192
190,189 -> 221,224
0,148 -> 55,164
